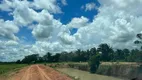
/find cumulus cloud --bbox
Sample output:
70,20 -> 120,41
0,0 -> 13,11
31,10 -> 63,40
58,31 -> 76,45
67,16 -> 89,28
32,24 -> 53,40
32,0 -> 62,13
5,40 -> 18,46
0,0 -> 31,11
0,19 -> 19,40
75,0 -> 142,49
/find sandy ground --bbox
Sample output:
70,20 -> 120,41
9,64 -> 72,80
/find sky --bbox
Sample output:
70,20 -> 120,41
0,0 -> 142,61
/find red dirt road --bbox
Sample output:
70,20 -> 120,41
9,65 -> 72,80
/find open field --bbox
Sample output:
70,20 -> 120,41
0,64 -> 27,80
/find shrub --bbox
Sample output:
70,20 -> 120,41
88,54 -> 100,73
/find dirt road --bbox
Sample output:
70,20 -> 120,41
9,64 -> 72,80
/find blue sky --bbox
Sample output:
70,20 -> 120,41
0,0 -> 142,61
54,0 -> 100,24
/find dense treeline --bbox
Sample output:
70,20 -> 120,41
16,43 -> 142,64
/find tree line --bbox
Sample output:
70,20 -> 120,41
16,43 -> 142,64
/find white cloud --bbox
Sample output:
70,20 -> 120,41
0,19 -> 19,40
5,40 -> 18,46
32,0 -> 62,13
75,0 -> 142,49
0,0 -> 13,11
13,6 -> 38,26
31,10 -> 63,40
61,0 -> 67,6
32,24 -> 53,40
58,32 -> 76,45
0,0 -> 31,11
67,16 -> 89,28
82,2 -> 97,11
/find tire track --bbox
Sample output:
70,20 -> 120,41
37,65 -> 52,80
20,66 -> 31,80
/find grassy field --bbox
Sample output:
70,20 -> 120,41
0,64 -> 27,76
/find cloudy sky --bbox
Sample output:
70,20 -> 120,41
0,0 -> 142,61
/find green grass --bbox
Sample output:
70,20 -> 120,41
0,64 -> 27,76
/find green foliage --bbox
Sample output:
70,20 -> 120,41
88,53 -> 100,73
22,54 -> 39,64
97,44 -> 112,61
20,52 -> 61,64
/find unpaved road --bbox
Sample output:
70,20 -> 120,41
9,65 -> 72,80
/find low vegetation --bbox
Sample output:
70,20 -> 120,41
88,53 -> 100,73
0,64 -> 27,76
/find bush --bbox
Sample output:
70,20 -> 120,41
88,54 -> 100,73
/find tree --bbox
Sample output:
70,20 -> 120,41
88,53 -> 100,73
16,60 -> 21,64
115,49 -> 125,61
43,52 -> 52,62
134,33 -> 142,49
127,49 -> 140,62
21,54 -> 39,64
59,52 -> 70,62
90,47 -> 96,56
52,53 -> 60,62
97,43 -> 112,61
123,49 -> 130,61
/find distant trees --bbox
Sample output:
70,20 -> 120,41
22,54 -> 39,64
16,60 -> 21,64
17,53 -> 60,64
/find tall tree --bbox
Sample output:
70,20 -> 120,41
43,52 -> 52,62
97,43 -> 111,61
115,49 -> 125,61
123,49 -> 130,61
88,53 -> 100,73
90,47 -> 96,56
52,53 -> 60,62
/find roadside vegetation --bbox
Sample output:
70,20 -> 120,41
88,53 -> 100,73
0,63 -> 27,76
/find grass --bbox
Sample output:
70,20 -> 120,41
0,64 -> 27,76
